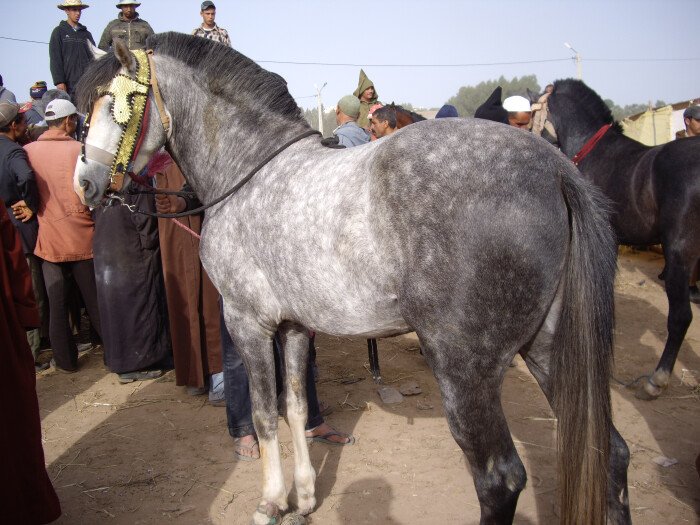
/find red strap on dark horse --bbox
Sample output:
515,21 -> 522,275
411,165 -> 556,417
572,124 -> 611,166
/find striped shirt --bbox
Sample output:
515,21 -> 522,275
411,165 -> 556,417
192,25 -> 231,47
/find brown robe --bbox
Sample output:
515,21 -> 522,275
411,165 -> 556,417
156,161 -> 222,388
0,200 -> 61,524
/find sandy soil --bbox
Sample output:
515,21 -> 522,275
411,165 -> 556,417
38,250 -> 699,524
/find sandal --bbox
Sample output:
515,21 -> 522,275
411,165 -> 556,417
118,369 -> 163,384
305,427 -> 355,446
234,437 -> 260,461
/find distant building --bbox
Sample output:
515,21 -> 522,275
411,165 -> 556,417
622,98 -> 700,145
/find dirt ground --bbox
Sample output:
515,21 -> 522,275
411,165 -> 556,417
38,250 -> 699,525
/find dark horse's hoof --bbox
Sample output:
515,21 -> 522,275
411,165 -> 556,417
635,378 -> 662,401
690,286 -> 700,304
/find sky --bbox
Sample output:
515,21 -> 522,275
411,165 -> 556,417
1,0 -> 699,113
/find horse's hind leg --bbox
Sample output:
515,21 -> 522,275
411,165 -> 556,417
640,249 -> 694,399
521,315 -> 631,524
422,342 -> 527,524
278,323 -> 316,515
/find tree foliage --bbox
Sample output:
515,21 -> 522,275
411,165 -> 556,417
446,75 -> 541,118
604,99 -> 667,121
302,107 -> 337,137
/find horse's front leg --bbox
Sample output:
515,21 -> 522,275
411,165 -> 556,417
226,311 -> 287,525
278,323 -> 316,515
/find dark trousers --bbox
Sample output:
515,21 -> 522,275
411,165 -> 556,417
221,306 -> 322,438
42,259 -> 102,370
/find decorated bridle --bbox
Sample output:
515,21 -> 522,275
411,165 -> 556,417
530,91 -> 611,166
81,49 -> 170,192
80,47 -> 320,219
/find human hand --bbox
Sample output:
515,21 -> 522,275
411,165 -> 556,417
11,200 -> 34,222
56,83 -> 67,92
155,193 -> 186,214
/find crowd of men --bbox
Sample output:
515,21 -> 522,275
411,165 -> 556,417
3,2 -> 700,522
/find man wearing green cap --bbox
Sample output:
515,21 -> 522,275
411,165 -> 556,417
353,69 -> 380,130
99,0 -> 154,51
50,0 -> 95,98
332,95 -> 370,147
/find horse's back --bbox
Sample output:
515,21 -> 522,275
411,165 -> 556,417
367,119 -> 574,336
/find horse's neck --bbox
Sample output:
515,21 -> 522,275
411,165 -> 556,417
159,73 -> 310,203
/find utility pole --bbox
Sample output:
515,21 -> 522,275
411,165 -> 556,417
564,42 -> 582,80
315,82 -> 327,135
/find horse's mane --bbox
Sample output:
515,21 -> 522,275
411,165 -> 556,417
76,32 -> 305,125
552,79 -> 622,132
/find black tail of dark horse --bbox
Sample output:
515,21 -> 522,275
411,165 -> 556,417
553,172 -> 616,524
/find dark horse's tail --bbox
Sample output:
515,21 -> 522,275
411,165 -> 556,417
552,168 -> 616,525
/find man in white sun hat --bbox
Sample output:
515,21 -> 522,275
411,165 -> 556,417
99,0 -> 154,51
502,95 -> 533,129
49,0 -> 95,98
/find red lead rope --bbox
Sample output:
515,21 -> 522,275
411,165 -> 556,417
571,124 -> 612,166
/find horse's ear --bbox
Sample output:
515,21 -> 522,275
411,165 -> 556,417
88,41 -> 107,60
114,39 -> 136,73
526,88 -> 539,103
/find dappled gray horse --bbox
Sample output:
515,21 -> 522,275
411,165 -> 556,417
74,34 -> 630,525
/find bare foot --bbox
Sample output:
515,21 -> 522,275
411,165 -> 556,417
305,422 -> 354,445
234,434 -> 260,461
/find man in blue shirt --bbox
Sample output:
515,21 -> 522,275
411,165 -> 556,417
332,95 -> 371,147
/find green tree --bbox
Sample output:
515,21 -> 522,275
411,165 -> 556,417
605,99 -> 667,121
446,75 -> 541,118
302,107 -> 337,137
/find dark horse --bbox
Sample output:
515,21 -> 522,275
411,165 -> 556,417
74,34 -> 630,524
538,79 -> 700,400
390,103 -> 427,129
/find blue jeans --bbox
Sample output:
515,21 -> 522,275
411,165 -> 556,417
221,306 -> 323,438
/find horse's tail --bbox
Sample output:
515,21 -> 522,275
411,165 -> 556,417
552,168 -> 616,525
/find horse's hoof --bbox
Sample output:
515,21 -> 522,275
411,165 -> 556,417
635,379 -> 661,401
252,502 -> 282,525
280,513 -> 307,525
689,286 -> 700,304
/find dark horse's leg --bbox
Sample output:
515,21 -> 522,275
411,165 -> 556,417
420,341 -> 526,524
640,248 -> 694,399
521,324 -> 631,524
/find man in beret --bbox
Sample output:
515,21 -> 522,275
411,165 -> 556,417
192,1 -> 231,47
50,0 -> 95,98
99,0 -> 154,51
331,95 -> 371,147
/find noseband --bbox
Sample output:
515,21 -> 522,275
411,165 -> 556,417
81,49 -> 170,192
530,92 -> 559,142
